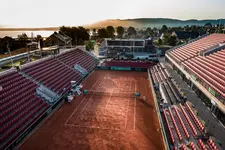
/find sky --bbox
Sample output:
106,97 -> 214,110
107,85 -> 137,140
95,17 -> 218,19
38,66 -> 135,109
0,0 -> 225,27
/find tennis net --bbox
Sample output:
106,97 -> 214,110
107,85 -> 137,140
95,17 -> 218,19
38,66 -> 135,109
85,90 -> 136,98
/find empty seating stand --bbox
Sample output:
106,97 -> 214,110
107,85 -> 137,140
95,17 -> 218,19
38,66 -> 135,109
169,34 -> 225,63
163,109 -> 175,144
21,57 -> 82,95
183,48 -> 225,100
163,105 -> 219,150
0,71 -> 50,149
207,138 -> 218,150
57,49 -> 99,72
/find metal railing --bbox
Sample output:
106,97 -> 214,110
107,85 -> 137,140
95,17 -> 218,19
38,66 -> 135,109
147,69 -> 170,150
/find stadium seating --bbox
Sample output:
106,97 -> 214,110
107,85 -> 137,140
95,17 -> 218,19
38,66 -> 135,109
162,109 -> 175,144
169,34 -> 225,62
0,49 -> 98,149
57,49 -> 99,72
21,58 -> 82,95
197,139 -> 207,150
163,105 -> 219,150
168,108 -> 182,141
182,48 -> 225,99
189,142 -> 197,150
0,72 -> 50,149
150,65 -> 169,84
173,106 -> 190,139
179,104 -> 197,136
185,103 -> 205,132
207,138 -> 218,150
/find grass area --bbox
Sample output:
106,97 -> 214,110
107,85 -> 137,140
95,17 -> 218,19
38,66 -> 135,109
0,48 -> 28,59
0,57 -> 39,73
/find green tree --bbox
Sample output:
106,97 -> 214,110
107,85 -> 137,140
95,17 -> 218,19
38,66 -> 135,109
163,34 -> 177,46
98,28 -> 108,38
161,25 -> 168,33
158,38 -> 162,45
127,26 -> 137,37
204,22 -> 212,28
0,36 -> 14,54
18,33 -> 28,41
145,27 -> 154,36
59,26 -> 90,45
85,40 -> 95,51
106,26 -> 115,38
116,26 -> 124,38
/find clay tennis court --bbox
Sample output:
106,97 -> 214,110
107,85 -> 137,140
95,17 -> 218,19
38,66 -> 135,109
20,70 -> 164,150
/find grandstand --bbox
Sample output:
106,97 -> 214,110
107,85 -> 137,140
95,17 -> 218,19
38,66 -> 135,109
0,48 -> 98,149
166,33 -> 225,126
150,63 -> 222,150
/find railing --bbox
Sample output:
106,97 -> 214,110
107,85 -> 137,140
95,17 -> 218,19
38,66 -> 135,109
147,69 -> 170,150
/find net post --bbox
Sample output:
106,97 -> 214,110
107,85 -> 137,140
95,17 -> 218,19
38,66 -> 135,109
83,90 -> 88,95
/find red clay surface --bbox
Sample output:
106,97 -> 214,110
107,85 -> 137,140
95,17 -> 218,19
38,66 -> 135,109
20,70 -> 164,150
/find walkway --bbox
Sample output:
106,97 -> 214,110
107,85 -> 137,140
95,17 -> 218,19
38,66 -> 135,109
160,57 -> 225,149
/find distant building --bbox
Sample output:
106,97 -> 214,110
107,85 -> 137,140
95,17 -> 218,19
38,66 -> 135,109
172,31 -> 199,42
98,38 -> 156,57
45,32 -> 72,47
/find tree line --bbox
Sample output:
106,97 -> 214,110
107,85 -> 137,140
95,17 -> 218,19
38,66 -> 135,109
0,23 -> 224,54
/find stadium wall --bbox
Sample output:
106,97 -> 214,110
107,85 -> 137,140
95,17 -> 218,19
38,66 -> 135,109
95,66 -> 147,72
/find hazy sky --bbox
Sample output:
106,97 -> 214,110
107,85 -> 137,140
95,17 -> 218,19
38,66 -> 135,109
0,0 -> 224,27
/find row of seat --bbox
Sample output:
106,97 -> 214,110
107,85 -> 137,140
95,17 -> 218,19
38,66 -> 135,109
57,49 -> 99,72
168,108 -> 183,141
0,71 -> 19,85
183,61 -> 225,98
169,34 -> 225,62
0,102 -> 49,150
182,49 -> 225,99
150,65 -> 169,84
185,58 -> 225,92
179,104 -> 197,136
163,105 -> 219,150
207,138 -> 218,150
23,58 -> 82,95
163,109 -> 175,144
0,71 -> 50,149
197,139 -> 207,150
185,103 -> 205,132
189,142 -> 197,150
173,106 -> 190,139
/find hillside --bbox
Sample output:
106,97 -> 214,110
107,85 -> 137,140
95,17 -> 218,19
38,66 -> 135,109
0,18 -> 224,31
84,18 -> 225,29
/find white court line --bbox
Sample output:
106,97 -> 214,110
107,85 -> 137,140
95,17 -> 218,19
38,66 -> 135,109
64,76 -> 101,125
104,87 -> 114,110
72,77 -> 105,125
124,80 -> 132,129
134,79 -> 137,130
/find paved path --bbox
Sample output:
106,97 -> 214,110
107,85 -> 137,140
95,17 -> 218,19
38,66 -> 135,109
160,57 -> 225,149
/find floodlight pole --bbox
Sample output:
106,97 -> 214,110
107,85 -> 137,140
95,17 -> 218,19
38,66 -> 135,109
7,44 -> 14,68
27,46 -> 31,63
